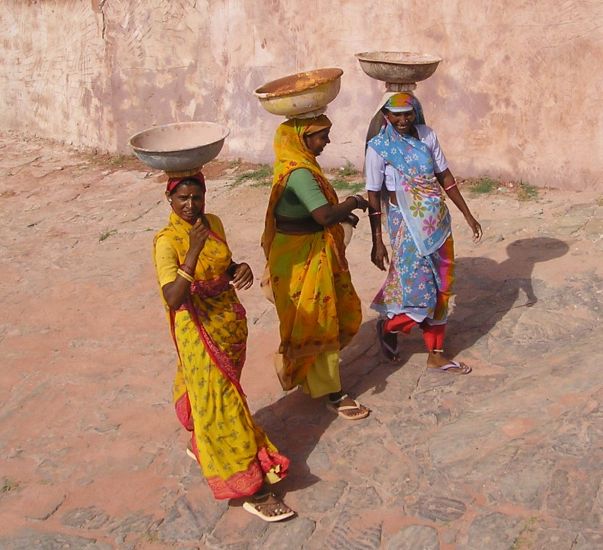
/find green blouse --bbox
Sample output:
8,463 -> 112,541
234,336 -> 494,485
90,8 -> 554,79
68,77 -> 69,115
275,168 -> 328,218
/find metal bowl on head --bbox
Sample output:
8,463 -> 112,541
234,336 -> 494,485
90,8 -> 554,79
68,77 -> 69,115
254,68 -> 343,118
355,51 -> 442,84
129,121 -> 229,173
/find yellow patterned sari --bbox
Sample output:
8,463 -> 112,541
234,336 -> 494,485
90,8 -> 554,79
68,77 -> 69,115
154,211 -> 289,500
261,118 -> 362,396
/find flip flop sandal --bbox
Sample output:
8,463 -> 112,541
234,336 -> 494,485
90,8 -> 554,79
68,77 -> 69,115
430,360 -> 472,375
327,394 -> 370,420
186,447 -> 197,461
376,319 -> 399,361
242,493 -> 295,522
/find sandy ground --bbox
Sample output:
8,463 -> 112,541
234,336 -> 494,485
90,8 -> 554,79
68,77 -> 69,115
0,133 -> 601,549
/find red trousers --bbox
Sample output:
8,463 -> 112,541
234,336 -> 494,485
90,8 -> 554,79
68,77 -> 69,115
384,314 -> 445,351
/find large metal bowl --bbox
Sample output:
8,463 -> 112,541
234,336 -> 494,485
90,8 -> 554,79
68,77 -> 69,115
355,51 -> 442,84
129,121 -> 229,172
254,68 -> 343,118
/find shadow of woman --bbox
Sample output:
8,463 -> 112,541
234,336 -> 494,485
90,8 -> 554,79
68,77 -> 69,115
251,318 -> 409,494
253,387 -> 331,493
445,237 -> 569,357
250,238 -> 570,494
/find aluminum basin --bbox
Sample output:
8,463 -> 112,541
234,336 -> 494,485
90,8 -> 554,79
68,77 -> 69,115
129,121 -> 229,172
355,51 -> 442,84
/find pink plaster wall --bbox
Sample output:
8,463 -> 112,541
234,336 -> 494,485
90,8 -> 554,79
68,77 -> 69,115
1,0 -> 602,190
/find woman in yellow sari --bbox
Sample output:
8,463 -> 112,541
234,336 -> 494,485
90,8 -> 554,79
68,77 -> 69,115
153,173 -> 294,522
262,115 -> 370,420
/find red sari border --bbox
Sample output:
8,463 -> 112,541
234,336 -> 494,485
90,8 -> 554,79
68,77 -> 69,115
207,447 -> 290,500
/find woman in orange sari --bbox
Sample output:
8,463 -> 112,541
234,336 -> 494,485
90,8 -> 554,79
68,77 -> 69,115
262,115 -> 370,420
153,173 -> 294,521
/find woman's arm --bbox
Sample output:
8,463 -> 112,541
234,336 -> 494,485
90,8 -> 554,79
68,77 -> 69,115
365,147 -> 389,270
436,169 -> 483,242
161,219 -> 209,309
311,194 -> 368,226
368,190 -> 389,270
284,168 -> 367,227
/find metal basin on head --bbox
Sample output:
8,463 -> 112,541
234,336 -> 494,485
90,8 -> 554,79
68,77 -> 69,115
129,121 -> 229,172
254,68 -> 343,118
355,51 -> 442,84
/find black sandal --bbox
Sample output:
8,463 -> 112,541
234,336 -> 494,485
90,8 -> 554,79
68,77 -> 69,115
377,319 -> 399,361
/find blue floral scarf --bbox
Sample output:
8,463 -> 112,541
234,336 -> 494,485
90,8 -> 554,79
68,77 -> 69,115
367,121 -> 451,256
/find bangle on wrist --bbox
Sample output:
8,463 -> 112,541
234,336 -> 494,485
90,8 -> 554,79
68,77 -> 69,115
369,211 -> 382,216
180,264 -> 194,276
177,268 -> 194,283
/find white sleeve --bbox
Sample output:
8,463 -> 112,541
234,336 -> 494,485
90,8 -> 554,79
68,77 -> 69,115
419,125 -> 449,174
364,146 -> 386,192
383,164 -> 397,191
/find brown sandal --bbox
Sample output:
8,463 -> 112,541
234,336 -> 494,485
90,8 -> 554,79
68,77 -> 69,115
242,492 -> 295,522
327,394 -> 370,420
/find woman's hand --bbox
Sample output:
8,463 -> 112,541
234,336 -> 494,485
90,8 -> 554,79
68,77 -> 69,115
231,262 -> 254,290
465,214 -> 483,242
188,219 -> 210,256
371,240 -> 389,271
352,194 -> 369,212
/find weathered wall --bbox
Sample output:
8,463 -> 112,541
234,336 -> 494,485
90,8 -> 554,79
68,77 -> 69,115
1,0 -> 602,190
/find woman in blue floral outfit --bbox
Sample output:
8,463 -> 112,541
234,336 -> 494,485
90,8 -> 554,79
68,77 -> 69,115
365,93 -> 482,372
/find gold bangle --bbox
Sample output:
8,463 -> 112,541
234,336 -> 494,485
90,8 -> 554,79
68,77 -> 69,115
180,264 -> 194,276
177,268 -> 194,283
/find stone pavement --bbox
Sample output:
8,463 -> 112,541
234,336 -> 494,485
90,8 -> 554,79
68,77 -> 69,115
0,134 -> 601,549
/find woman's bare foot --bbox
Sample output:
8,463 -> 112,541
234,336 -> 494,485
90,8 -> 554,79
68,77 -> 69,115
426,351 -> 472,374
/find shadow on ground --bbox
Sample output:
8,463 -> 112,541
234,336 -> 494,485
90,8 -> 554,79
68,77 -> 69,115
253,237 -> 570,497
448,237 -> 569,356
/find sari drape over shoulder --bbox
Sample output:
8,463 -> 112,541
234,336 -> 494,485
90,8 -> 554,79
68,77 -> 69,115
261,119 -> 362,394
154,212 -> 289,500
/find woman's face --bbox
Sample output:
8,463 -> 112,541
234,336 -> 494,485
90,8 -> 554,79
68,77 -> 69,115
166,183 -> 205,224
385,109 -> 416,135
304,128 -> 331,156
